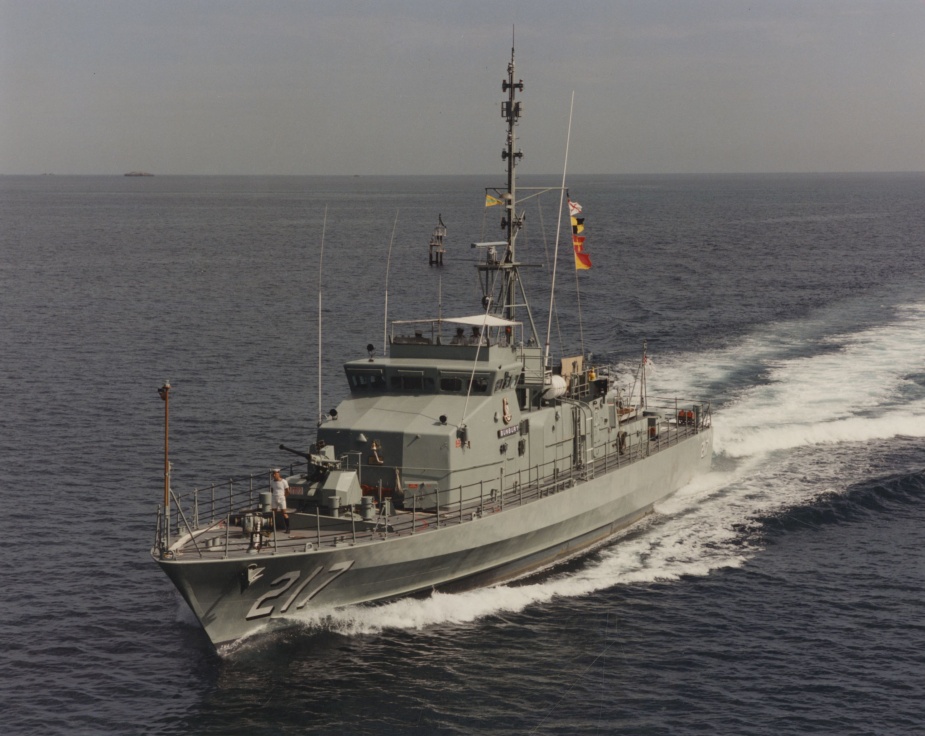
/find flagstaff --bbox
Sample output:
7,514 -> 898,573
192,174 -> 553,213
158,381 -> 170,512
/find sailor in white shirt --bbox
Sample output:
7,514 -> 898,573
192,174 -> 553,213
269,468 -> 290,534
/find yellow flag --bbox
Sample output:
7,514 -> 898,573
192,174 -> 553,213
485,194 -> 502,207
574,250 -> 592,270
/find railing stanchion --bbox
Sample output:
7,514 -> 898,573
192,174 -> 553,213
271,507 -> 278,554
316,507 -> 321,548
224,513 -> 230,558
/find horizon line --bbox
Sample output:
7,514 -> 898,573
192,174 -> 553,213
4,170 -> 925,178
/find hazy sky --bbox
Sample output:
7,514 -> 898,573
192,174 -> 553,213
2,0 -> 924,175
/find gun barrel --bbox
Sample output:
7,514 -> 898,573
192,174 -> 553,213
279,444 -> 312,461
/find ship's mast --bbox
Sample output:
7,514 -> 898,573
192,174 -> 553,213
501,44 -> 524,295
499,44 -> 525,326
473,45 -> 545,343
476,45 -> 542,343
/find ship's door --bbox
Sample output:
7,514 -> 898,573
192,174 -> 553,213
572,406 -> 585,469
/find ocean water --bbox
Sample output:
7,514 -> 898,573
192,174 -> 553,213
2,172 -> 924,735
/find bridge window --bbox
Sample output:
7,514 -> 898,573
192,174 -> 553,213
389,373 -> 435,392
348,371 -> 386,392
438,373 -> 493,394
469,377 -> 489,393
440,377 -> 463,392
391,375 -> 423,391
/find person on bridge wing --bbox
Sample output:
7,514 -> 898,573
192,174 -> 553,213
270,468 -> 291,534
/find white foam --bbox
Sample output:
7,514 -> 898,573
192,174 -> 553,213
641,302 -> 925,456
717,411 -> 925,459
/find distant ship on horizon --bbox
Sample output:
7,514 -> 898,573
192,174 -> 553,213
124,171 -> 154,177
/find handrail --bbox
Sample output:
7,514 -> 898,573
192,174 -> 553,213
156,400 -> 710,556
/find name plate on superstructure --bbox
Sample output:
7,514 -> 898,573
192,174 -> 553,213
498,425 -> 520,438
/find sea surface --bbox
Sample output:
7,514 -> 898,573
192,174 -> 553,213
2,172 -> 925,735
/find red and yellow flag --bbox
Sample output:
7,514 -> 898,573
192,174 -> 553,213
569,198 -> 591,269
574,248 -> 592,270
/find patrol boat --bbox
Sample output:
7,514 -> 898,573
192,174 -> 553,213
152,48 -> 713,649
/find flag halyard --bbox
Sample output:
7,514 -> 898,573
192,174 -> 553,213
568,199 -> 591,269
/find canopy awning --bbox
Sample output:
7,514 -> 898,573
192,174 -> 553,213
443,315 -> 519,327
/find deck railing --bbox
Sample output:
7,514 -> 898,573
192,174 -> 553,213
154,398 -> 710,558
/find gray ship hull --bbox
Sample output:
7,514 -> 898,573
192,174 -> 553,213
158,427 -> 712,646
152,48 -> 716,650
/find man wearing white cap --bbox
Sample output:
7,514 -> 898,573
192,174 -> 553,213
269,468 -> 290,534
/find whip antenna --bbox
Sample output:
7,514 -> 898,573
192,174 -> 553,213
544,90 -> 575,369
317,205 -> 327,427
383,210 -> 399,355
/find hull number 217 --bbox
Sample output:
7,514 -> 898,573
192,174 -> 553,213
246,560 -> 355,620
